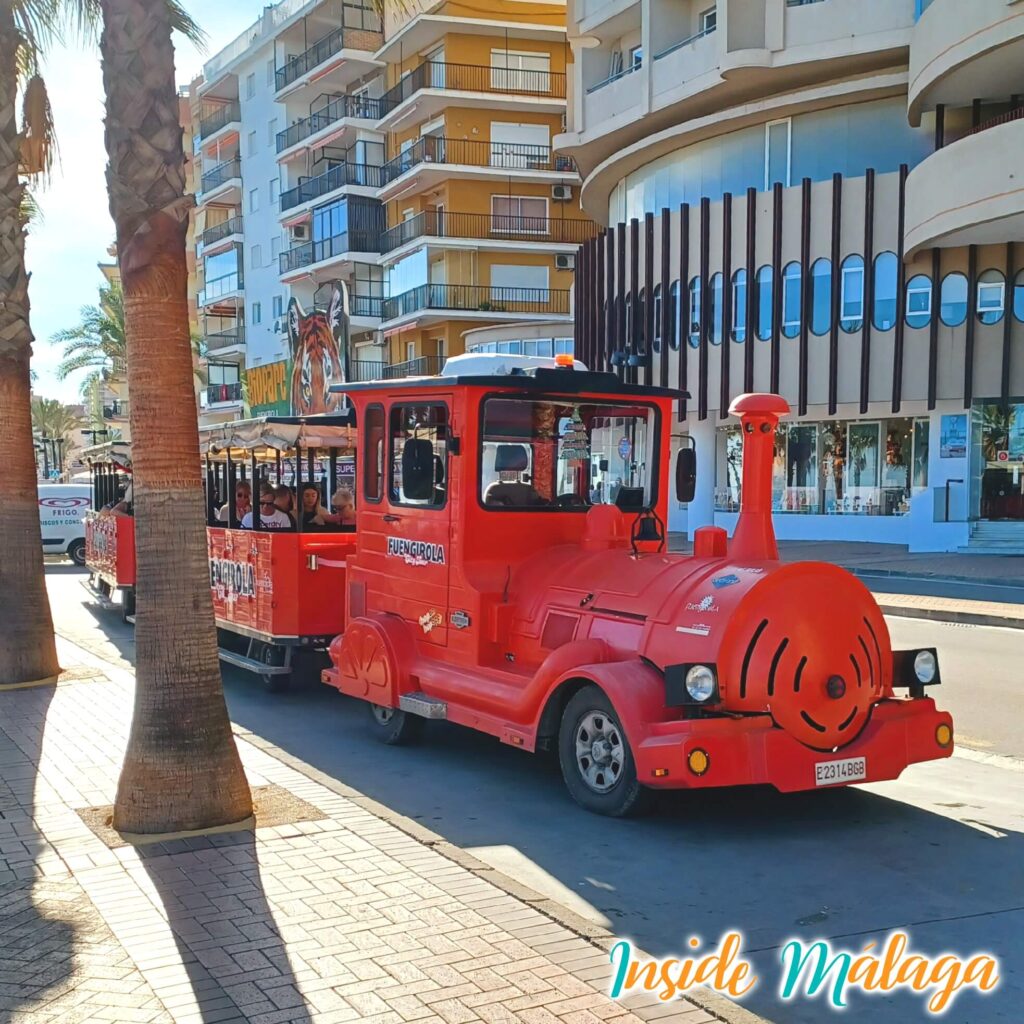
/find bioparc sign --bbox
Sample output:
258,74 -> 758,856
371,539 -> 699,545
247,360 -> 290,417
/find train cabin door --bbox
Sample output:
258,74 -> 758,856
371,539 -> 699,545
359,397 -> 452,647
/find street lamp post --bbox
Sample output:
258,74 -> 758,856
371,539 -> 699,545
37,441 -> 50,480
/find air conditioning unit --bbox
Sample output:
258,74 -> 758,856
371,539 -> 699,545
291,224 -> 308,241
555,253 -> 576,270
552,184 -> 573,201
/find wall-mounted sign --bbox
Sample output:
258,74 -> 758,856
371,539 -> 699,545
247,360 -> 290,416
939,415 -> 967,459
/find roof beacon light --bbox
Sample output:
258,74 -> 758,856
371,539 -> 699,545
555,353 -> 574,368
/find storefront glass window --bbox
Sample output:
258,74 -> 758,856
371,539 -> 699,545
652,284 -> 662,354
840,255 -> 865,332
940,273 -> 968,326
810,258 -> 831,336
709,273 -> 723,345
976,270 -> 1005,325
873,251 -> 898,330
688,277 -> 701,348
973,401 -> 1024,521
905,274 -> 932,328
1015,271 -> 1024,323
756,266 -> 772,340
782,262 -> 801,338
732,269 -> 747,342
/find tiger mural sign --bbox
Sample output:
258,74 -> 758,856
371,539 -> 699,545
245,279 -> 351,417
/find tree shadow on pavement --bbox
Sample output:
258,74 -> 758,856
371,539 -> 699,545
135,829 -> 314,1023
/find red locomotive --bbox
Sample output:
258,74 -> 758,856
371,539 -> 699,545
323,361 -> 952,816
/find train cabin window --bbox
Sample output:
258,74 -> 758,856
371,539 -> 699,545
389,403 -> 448,507
364,403 -> 385,502
480,397 -> 657,511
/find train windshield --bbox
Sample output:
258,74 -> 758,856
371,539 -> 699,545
480,397 -> 657,510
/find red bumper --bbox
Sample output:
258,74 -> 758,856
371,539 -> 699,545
635,698 -> 953,791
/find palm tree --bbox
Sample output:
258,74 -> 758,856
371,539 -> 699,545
0,1 -> 61,686
30,396 -> 83,476
98,0 -> 252,833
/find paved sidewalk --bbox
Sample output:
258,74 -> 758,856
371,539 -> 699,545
0,638 -> 731,1024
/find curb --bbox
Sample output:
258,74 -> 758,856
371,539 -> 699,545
875,603 -> 1024,630
845,566 -> 1024,590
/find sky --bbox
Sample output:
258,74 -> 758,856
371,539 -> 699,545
26,0 -> 266,406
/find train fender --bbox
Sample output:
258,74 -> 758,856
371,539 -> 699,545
534,654 -> 667,749
331,613 -> 417,707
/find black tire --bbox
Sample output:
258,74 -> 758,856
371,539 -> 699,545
121,589 -> 136,624
558,685 -> 651,817
256,643 -> 291,693
67,539 -> 87,566
367,703 -> 425,746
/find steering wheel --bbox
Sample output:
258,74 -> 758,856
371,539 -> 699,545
555,492 -> 587,508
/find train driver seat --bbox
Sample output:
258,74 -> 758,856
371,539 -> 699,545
484,444 -> 543,507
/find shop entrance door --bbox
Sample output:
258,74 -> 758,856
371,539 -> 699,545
976,402 -> 1024,520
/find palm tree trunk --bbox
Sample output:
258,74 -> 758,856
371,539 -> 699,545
100,0 -> 251,832
0,10 -> 60,687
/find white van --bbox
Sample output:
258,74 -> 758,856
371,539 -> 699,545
38,484 -> 92,565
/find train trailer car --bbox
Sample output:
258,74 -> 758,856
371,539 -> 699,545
201,415 -> 358,690
82,442 -> 137,622
322,362 -> 953,816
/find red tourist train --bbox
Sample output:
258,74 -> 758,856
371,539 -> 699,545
83,443 -> 137,621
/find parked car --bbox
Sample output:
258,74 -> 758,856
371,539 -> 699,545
38,484 -> 92,565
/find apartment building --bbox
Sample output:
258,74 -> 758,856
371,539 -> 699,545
559,0 -> 1024,552
189,0 -> 592,418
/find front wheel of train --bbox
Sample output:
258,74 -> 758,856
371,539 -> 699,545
367,703 -> 424,746
558,685 -> 651,817
256,643 -> 291,693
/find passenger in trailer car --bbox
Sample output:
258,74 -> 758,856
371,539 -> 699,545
216,481 -> 251,526
240,486 -> 292,530
300,484 -> 328,527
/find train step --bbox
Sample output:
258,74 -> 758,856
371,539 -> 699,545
399,692 -> 448,719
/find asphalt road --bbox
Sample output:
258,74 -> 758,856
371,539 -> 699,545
49,567 -> 1023,1024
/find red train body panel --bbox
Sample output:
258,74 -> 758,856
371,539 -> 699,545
85,512 -> 136,590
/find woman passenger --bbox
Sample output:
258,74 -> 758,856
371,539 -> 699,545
216,481 -> 251,526
324,487 -> 356,527
300,484 -> 327,527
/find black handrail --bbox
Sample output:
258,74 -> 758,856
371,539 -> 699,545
279,228 -> 382,273
205,327 -> 246,350
276,94 -> 384,153
199,102 -> 241,139
279,163 -> 386,211
381,355 -> 445,378
381,136 -> 577,184
275,27 -> 383,91
379,210 -> 597,252
383,284 -> 571,320
200,160 -> 242,193
201,216 -> 244,247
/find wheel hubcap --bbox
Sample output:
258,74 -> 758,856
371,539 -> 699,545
371,704 -> 394,725
574,711 -> 625,793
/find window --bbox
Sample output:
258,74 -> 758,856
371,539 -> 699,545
782,262 -> 801,338
272,295 -> 284,319
1015,270 -> 1024,323
700,5 -> 717,33
976,270 -> 1005,325
731,269 -> 747,342
246,72 -> 256,99
247,130 -> 257,156
266,58 -> 275,87
268,118 -> 277,146
756,266 -> 773,340
249,188 -> 259,213
652,283 -> 662,354
491,195 -> 548,234
687,276 -> 701,348
872,251 -> 898,330
269,178 -> 280,205
490,49 -> 551,93
940,273 -> 968,326
629,45 -> 643,69
637,288 -> 647,356
765,119 -> 790,189
252,301 -> 262,324
270,235 -> 281,260
809,259 -> 831,336
669,280 -> 681,350
840,255 -> 865,332
480,397 -> 657,510
905,274 -> 932,328
364,404 -> 385,502
250,243 -> 262,268
390,404 -> 448,507
208,362 -> 240,385
708,272 -> 723,345
490,121 -> 549,169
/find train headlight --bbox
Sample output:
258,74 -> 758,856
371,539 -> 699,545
914,650 -> 937,684
685,665 -> 717,703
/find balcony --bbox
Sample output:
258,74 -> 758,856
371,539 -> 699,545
380,136 -> 577,193
199,159 -> 242,203
207,382 -> 243,405
198,272 -> 243,307
198,102 -> 241,142
350,358 -> 387,381
279,163 -> 385,213
204,326 -> 246,353
276,95 -> 384,157
200,215 -> 243,253
275,27 -> 383,95
102,401 -> 129,420
279,229 -> 382,276
382,284 -> 571,324
380,210 -> 598,254
350,295 -> 384,319
381,355 -> 445,378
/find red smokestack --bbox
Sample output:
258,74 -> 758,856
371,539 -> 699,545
728,393 -> 791,561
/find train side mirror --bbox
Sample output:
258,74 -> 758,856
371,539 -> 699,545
676,445 -> 697,504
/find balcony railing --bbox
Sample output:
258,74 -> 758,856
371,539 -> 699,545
381,355 -> 445,378
382,284 -> 571,321
204,327 -> 246,351
201,216 -> 243,248
275,27 -> 382,91
200,159 -> 242,194
102,401 -> 129,419
381,136 -> 577,184
279,163 -> 385,211
587,62 -> 641,94
276,94 -> 384,153
380,210 -> 598,253
349,358 -> 387,381
199,102 -> 241,140
380,61 -> 566,115
279,229 -> 381,273
653,24 -> 716,61
964,105 -> 1024,138
207,382 -> 243,404
350,295 -> 384,318
199,273 -> 243,305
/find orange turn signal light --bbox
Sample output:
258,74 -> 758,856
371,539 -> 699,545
651,768 -> 670,778
935,723 -> 953,748
687,748 -> 710,776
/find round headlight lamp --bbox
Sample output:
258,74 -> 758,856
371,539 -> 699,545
685,665 -> 717,703
914,650 -> 937,684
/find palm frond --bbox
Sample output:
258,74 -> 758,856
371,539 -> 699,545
19,74 -> 57,179
19,186 -> 42,226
